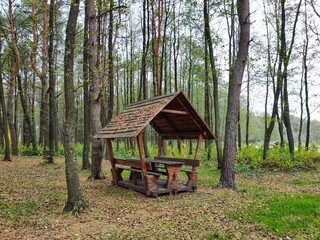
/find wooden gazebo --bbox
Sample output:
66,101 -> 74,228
94,91 -> 215,196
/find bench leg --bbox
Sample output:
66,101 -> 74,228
111,168 -> 122,185
186,172 -> 198,191
131,172 -> 142,185
146,175 -> 159,195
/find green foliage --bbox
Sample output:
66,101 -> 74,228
294,149 -> 320,170
309,141 -> 319,151
236,145 -> 320,172
17,143 -> 85,157
19,145 -> 43,156
236,145 -> 263,170
263,145 -> 293,171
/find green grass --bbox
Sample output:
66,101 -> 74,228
286,180 -> 320,187
249,193 -> 320,236
0,199 -> 39,217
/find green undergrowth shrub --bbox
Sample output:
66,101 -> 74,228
236,145 -> 263,170
19,145 -> 44,156
236,145 -> 320,172
18,143 -> 84,157
294,149 -> 320,170
262,145 -> 293,171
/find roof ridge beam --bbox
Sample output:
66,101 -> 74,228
161,109 -> 188,115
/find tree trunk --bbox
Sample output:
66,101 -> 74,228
0,105 -> 3,147
82,0 -> 91,170
245,61 -> 250,146
204,34 -> 210,158
298,50 -> 304,149
218,0 -> 250,189
238,110 -> 241,150
204,0 -> 223,168
63,0 -> 86,213
54,0 -> 59,153
107,0 -> 115,124
7,0 -> 19,156
304,1 -> 310,150
151,0 -> 164,96
263,1 -> 283,159
0,30 -> 11,161
139,0 -> 150,158
264,0 -> 302,158
31,0 -> 49,149
88,0 -> 104,180
188,26 -> 193,156
22,70 -> 31,147
48,0 -> 56,163
17,75 -> 37,152
282,0 -> 302,158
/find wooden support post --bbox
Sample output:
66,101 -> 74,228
106,139 -> 118,185
137,133 -> 148,191
194,134 -> 203,171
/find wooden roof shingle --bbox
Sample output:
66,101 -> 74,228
94,91 -> 215,140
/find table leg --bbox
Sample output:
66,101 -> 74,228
165,165 -> 181,190
186,171 -> 198,191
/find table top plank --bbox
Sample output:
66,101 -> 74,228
147,159 -> 183,166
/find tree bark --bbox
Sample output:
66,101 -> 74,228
204,0 -> 223,168
0,105 -> 3,147
31,0 -> 49,148
82,0 -> 91,170
263,1 -> 283,159
218,0 -> 250,189
139,0 -> 150,158
139,0 -> 150,102
0,30 -> 11,161
151,0 -> 164,96
88,0 -> 104,180
48,0 -> 56,163
107,0 -> 115,124
7,0 -> 19,156
204,33 -> 210,158
281,0 -> 302,158
303,1 -> 310,150
63,0 -> 86,213
17,74 -> 37,152
245,61 -> 250,146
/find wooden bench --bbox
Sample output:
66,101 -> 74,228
116,166 -> 162,194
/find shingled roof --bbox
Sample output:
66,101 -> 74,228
94,91 -> 215,140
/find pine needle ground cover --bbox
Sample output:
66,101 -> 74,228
0,156 -> 319,239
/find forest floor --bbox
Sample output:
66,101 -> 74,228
0,156 -> 319,240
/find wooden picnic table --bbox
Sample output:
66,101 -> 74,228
114,157 -> 197,196
147,159 -> 183,191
